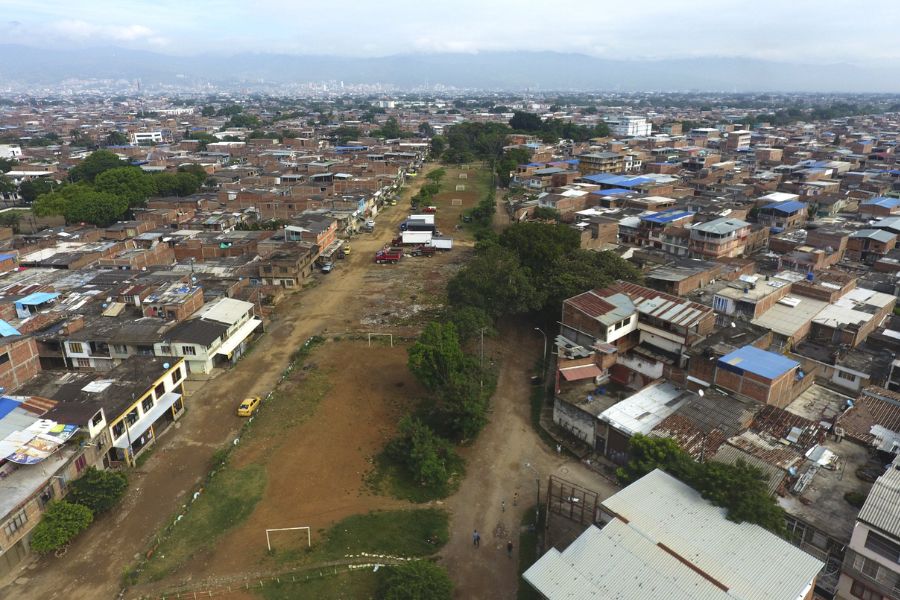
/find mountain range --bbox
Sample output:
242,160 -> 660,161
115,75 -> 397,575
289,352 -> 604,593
1,45 -> 899,93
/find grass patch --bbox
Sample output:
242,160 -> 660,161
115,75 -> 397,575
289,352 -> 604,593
517,505 -> 545,600
137,464 -> 267,582
257,569 -> 380,600
366,450 -> 465,503
270,508 -> 449,566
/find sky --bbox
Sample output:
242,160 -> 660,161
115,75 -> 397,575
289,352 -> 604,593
2,0 -> 899,65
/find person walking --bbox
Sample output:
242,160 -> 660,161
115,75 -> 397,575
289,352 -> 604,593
472,529 -> 480,548
513,492 -> 519,506
507,540 -> 513,558
501,500 -> 506,512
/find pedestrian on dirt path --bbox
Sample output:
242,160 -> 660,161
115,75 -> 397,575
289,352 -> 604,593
501,500 -> 506,512
472,530 -> 480,548
507,541 -> 514,558
513,492 -> 519,506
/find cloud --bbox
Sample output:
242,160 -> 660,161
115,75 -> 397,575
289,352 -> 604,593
44,20 -> 171,47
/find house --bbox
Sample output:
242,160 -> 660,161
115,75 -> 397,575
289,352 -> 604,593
714,346 -> 802,408
576,151 -> 624,176
836,455 -> 900,600
689,217 -> 752,258
157,297 -> 261,374
645,259 -> 724,296
524,470 -> 823,600
0,395 -> 100,579
846,229 -> 898,264
257,243 -> 318,287
757,200 -> 808,231
21,357 -> 187,471
635,209 -> 695,250
859,196 -> 900,218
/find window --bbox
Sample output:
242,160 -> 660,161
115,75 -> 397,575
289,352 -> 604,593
76,358 -> 91,368
38,485 -> 54,508
68,342 -> 84,354
861,556 -> 880,579
125,408 -> 139,426
159,345 -> 172,355
851,580 -> 883,600
182,346 -> 197,356
838,370 -> 857,381
91,411 -> 103,427
865,530 -> 900,563
0,352 -> 9,366
141,396 -> 154,413
113,345 -> 128,354
112,420 -> 125,439
75,455 -> 87,473
154,381 -> 166,399
3,511 -> 28,537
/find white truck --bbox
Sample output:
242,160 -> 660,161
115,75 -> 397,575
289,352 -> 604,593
430,237 -> 453,251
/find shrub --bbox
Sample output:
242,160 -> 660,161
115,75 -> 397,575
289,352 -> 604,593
30,501 -> 93,554
69,467 -> 128,514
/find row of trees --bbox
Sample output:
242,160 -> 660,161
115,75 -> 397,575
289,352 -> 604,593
447,222 -> 643,326
508,111 -> 611,142
617,435 -> 786,534
409,168 -> 445,209
32,150 -> 207,227
31,468 -> 129,554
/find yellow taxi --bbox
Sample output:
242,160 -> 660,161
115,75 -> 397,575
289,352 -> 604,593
237,396 -> 261,417
343,243 -> 352,255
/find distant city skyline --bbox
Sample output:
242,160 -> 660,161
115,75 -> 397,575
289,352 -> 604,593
2,0 -> 899,65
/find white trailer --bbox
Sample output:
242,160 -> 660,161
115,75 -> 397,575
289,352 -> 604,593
402,231 -> 433,245
430,237 -> 453,250
408,214 -> 435,225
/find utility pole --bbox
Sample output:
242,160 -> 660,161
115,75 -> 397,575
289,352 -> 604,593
534,327 -> 548,379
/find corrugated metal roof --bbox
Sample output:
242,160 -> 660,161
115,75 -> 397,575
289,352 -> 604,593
524,520 -> 732,600
602,470 -> 823,600
857,456 -> 900,538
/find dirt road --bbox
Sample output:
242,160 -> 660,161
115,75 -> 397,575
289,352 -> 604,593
0,176 -> 435,600
437,325 -> 617,600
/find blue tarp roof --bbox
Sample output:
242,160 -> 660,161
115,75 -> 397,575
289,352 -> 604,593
0,253 -> 16,261
762,200 -> 806,213
582,173 -> 654,188
862,197 -> 900,208
0,320 -> 21,337
640,209 -> 695,224
15,292 -> 59,306
0,397 -> 20,420
718,346 -> 799,380
590,188 -> 632,196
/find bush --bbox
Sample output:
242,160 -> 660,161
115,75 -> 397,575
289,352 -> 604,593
69,467 -> 128,514
379,560 -> 453,600
387,417 -> 458,488
30,501 -> 93,554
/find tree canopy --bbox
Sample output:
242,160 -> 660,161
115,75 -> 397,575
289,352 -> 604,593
68,150 -> 126,183
408,322 -> 467,392
379,560 -> 453,600
388,416 -> 459,488
29,501 -> 93,554
33,184 -> 128,227
68,468 -> 128,514
508,110 -> 610,142
94,167 -> 156,208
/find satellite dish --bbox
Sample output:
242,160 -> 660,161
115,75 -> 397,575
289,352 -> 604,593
731,322 -> 736,328
698,389 -> 705,397
163,362 -> 170,369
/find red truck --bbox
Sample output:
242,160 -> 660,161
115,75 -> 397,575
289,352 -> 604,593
374,248 -> 403,264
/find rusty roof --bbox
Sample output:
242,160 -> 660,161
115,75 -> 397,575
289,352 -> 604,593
836,386 -> 900,447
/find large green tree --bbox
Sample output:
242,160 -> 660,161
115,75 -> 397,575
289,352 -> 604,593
68,150 -> 126,183
105,131 -> 129,146
499,222 -> 581,279
68,468 -> 128,514
18,178 -> 58,204
94,167 -> 156,207
447,244 -> 541,319
34,184 -> 128,226
29,501 -> 93,554
408,322 -> 466,392
379,560 -> 453,600
388,416 -> 457,488
153,171 -> 200,197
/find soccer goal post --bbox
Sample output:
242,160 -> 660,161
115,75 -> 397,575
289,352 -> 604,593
266,526 -> 311,551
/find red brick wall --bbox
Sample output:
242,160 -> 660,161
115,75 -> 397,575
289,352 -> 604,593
0,337 -> 42,392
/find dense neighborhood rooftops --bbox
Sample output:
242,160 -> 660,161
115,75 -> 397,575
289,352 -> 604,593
857,455 -> 900,538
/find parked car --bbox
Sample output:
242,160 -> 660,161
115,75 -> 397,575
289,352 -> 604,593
321,263 -> 334,273
237,396 -> 261,417
423,206 -> 437,213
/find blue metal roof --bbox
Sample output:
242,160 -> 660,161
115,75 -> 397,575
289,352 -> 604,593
762,200 -> 806,213
0,320 -> 21,337
583,173 -> 653,188
0,253 -> 16,261
862,196 -> 900,208
640,209 -> 695,224
717,346 -> 798,380
15,291 -> 59,306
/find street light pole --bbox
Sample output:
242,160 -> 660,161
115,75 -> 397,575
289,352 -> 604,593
524,462 -> 541,529
534,327 -> 548,379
